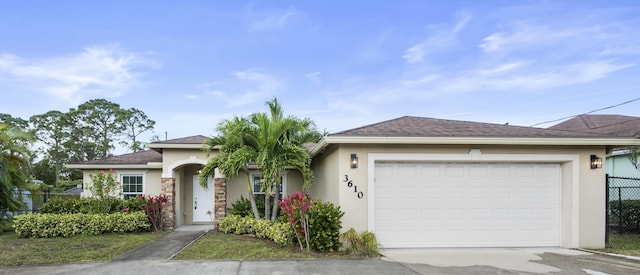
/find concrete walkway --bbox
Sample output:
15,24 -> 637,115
113,225 -> 212,261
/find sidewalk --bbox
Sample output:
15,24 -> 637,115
113,225 -> 212,261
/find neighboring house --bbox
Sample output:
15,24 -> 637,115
67,116 -> 640,249
549,114 -> 640,178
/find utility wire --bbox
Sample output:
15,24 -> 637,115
529,96 -> 640,127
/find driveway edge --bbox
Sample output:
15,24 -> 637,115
575,248 -> 640,262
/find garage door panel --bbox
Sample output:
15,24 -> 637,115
374,162 -> 561,248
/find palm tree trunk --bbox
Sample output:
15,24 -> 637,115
270,176 -> 281,221
244,173 -> 260,220
264,193 -> 271,220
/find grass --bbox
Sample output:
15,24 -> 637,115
598,234 -> 640,257
174,231 -> 345,260
0,230 -> 166,266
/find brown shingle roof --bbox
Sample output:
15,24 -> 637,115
331,116 -> 603,138
79,150 -> 162,165
549,115 -> 640,138
151,135 -> 208,144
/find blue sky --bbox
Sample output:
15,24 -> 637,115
2,1 -> 640,148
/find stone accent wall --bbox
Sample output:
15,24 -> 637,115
213,177 -> 227,227
161,178 -> 176,230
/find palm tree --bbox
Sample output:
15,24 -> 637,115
200,116 -> 261,219
0,123 -> 32,217
200,97 -> 322,220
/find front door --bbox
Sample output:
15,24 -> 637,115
193,175 -> 215,223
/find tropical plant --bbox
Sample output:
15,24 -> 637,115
0,122 -> 33,218
140,194 -> 169,231
87,169 -> 122,214
339,228 -> 379,257
279,191 -> 311,252
200,97 -> 321,221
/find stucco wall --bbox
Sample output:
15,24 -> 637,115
308,145 -> 339,204
312,143 -> 608,248
81,169 -> 162,198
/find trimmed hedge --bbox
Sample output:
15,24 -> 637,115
13,212 -> 151,238
39,197 -> 146,214
218,215 -> 293,245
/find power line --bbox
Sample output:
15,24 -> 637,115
529,96 -> 640,127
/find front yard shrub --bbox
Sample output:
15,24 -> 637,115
228,196 -> 265,218
13,212 -> 150,238
609,200 -> 640,232
218,215 -> 293,246
279,191 -> 311,252
339,228 -> 379,257
308,200 -> 344,252
40,197 -> 146,214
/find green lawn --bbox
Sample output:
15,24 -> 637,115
599,234 -> 640,257
0,231 -> 166,266
174,231 -> 345,260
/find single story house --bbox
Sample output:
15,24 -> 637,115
67,116 -> 640,249
549,114 -> 640,178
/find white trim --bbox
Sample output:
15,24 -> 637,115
310,136 -> 640,157
163,156 -> 208,178
367,152 -> 580,248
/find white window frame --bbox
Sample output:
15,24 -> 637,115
119,171 -> 145,199
250,171 -> 288,198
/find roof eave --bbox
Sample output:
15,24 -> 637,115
146,143 -> 204,150
310,136 -> 640,155
66,163 -> 163,170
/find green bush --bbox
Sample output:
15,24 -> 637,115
218,215 -> 293,246
308,200 -> 344,252
13,212 -> 150,238
609,200 -> 640,232
228,196 -> 265,218
40,197 -> 146,214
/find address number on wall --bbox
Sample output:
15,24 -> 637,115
343,175 -> 364,199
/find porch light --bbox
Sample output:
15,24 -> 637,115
590,155 -> 602,169
351,154 -> 358,169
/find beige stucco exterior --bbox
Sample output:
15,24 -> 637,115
309,143 -> 608,249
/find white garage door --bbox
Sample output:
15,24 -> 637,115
374,162 -> 561,248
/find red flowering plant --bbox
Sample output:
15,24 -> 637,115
140,194 -> 169,231
279,191 -> 311,252
88,169 -> 122,214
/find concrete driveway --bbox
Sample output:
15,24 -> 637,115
381,248 -> 640,274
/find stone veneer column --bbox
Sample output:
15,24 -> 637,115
161,178 -> 176,230
213,177 -> 227,227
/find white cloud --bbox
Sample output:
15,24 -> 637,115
204,69 -> 284,107
0,45 -> 155,104
305,71 -> 322,84
402,15 -> 471,64
248,6 -> 298,32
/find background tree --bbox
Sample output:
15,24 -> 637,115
29,111 -> 70,185
70,99 -> 125,159
0,123 -> 33,217
119,107 -> 156,152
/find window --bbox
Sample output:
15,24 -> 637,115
251,173 -> 286,200
121,174 -> 143,199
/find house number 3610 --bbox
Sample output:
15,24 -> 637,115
343,175 -> 364,199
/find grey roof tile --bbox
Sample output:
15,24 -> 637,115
331,116 -> 604,138
549,115 -> 640,138
78,150 -> 162,165
151,135 -> 208,144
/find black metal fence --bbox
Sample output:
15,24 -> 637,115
6,191 -> 79,217
606,175 -> 640,246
